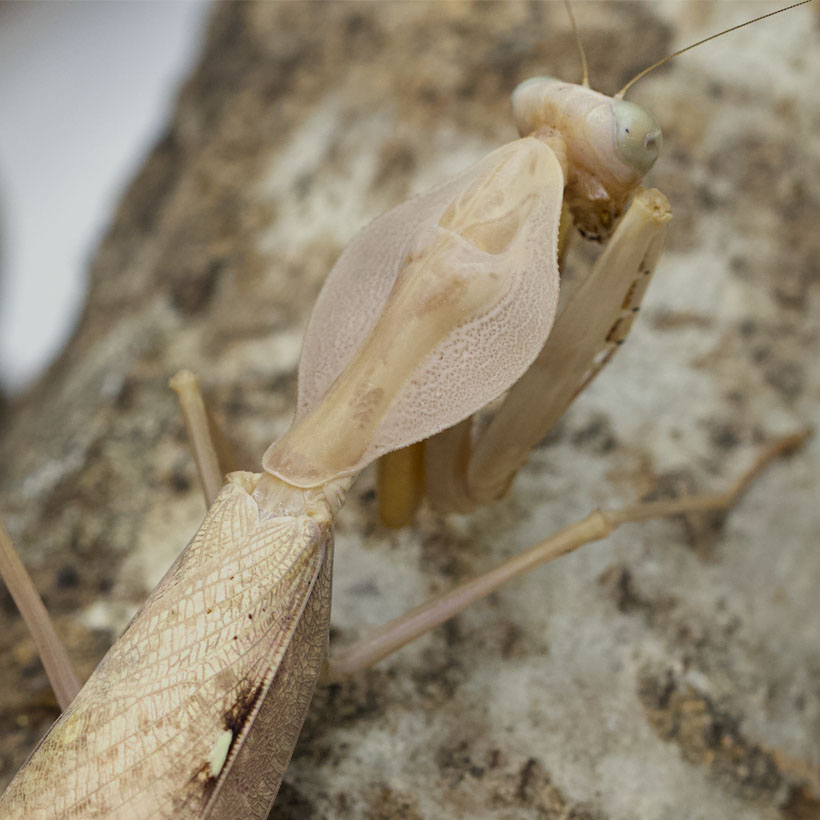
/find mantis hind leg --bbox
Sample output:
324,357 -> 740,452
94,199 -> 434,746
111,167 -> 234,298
323,431 -> 808,681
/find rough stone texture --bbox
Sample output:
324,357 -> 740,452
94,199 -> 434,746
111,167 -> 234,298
1,3 -> 818,819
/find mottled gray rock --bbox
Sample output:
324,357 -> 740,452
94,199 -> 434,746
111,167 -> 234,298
1,3 -> 818,819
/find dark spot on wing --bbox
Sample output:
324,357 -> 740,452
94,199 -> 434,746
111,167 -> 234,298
181,681 -> 267,809
224,681 -> 265,737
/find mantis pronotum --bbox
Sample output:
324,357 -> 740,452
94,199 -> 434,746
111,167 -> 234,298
1,3 -> 818,818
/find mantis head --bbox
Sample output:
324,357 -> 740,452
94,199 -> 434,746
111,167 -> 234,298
511,77 -> 661,240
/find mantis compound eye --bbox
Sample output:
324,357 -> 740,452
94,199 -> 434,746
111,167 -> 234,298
611,98 -> 662,175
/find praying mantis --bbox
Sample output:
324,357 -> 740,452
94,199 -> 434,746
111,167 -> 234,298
1,2 -> 819,818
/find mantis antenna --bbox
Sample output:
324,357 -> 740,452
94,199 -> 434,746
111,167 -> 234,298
616,0 -> 815,99
563,0 -> 589,87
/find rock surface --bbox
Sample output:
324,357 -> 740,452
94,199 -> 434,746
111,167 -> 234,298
0,3 -> 818,819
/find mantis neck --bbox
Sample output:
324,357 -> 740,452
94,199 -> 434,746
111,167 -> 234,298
249,471 -> 354,525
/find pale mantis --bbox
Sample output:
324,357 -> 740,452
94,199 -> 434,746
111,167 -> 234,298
1,2 -> 818,818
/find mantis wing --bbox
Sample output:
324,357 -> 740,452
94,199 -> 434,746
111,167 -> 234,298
292,147 -> 518,421
266,138 -> 566,485
0,481 -> 331,820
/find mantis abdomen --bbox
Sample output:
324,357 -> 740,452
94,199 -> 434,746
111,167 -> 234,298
0,477 -> 333,820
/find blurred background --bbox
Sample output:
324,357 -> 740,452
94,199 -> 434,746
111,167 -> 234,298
0,1 -> 211,392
